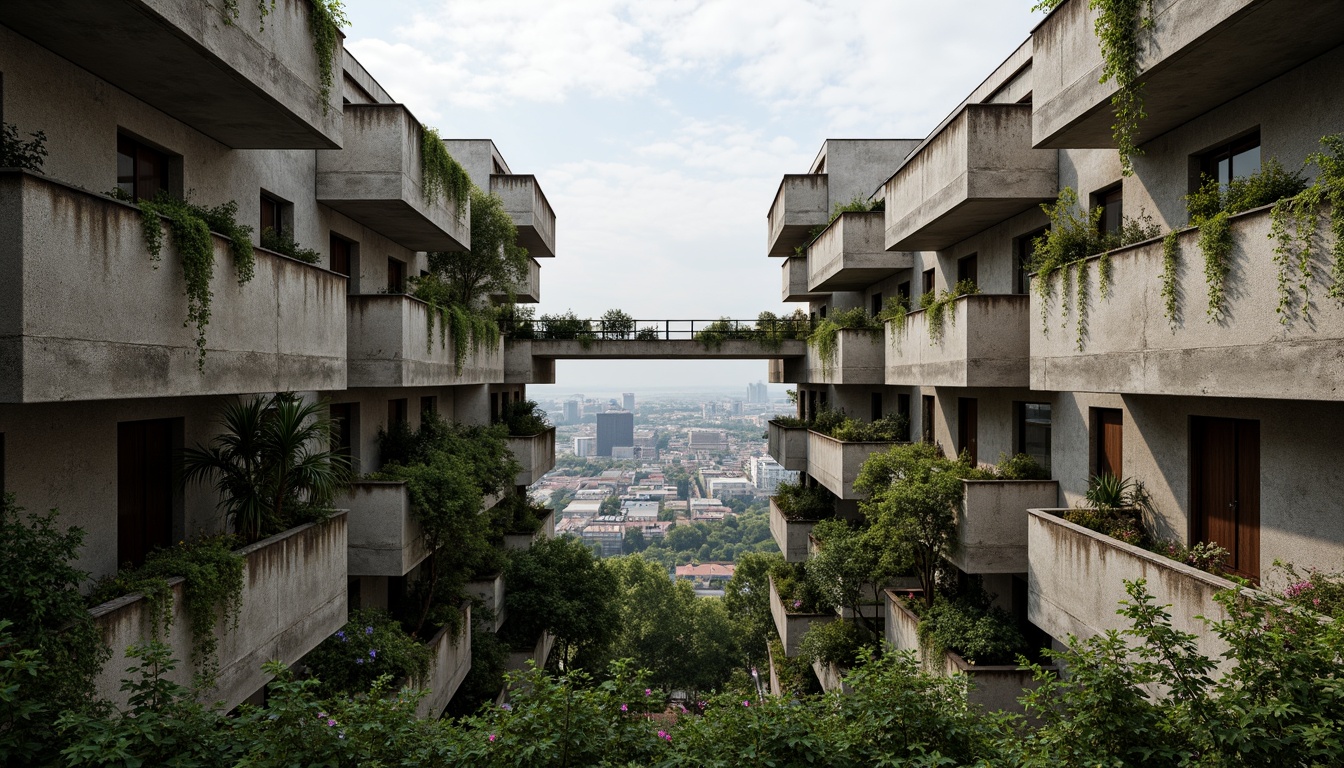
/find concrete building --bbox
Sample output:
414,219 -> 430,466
762,0 -> 1344,684
574,436 -> 596,457
622,392 -> 635,412
750,456 -> 798,494
708,477 -> 757,501
747,381 -> 769,404
621,500 -> 661,521
563,400 -> 580,423
0,7 -> 557,717
596,410 -> 634,457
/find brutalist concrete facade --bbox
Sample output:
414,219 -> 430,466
0,6 -> 557,713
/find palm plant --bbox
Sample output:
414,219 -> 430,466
183,394 -> 352,543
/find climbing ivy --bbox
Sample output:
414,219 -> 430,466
220,0 -> 346,115
918,279 -> 981,344
808,307 -> 881,377
1160,230 -> 1180,328
420,125 -> 472,213
1269,134 -> 1344,323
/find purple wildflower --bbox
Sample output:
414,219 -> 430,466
365,626 -> 374,635
620,704 -> 628,712
369,649 -> 377,659
644,688 -> 652,697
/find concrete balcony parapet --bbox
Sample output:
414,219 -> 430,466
466,572 -> 507,633
767,420 -> 809,471
0,0 -> 342,148
767,174 -> 829,257
768,575 -> 836,658
491,174 -> 555,258
1031,0 -> 1344,148
795,329 -> 884,386
769,498 -> 818,563
507,427 -> 556,487
782,255 -> 827,302
346,294 -> 504,388
951,480 -> 1059,574
806,430 -> 905,500
416,603 -> 471,719
345,481 -> 429,577
808,211 -> 911,292
492,257 -> 541,304
886,294 -> 1030,388
90,513 -> 348,711
0,171 -> 347,403
1029,205 -> 1344,401
504,509 -> 555,551
885,103 -> 1056,252
317,104 -> 469,251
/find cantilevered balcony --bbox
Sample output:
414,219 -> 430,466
807,430 -> 903,500
769,499 -> 817,563
316,104 -> 468,251
504,509 -> 556,551
950,480 -> 1059,574
0,171 -> 346,403
0,0 -> 341,148
886,295 -> 1031,388
417,604 -> 471,719
491,174 -> 556,258
1028,508 -> 1244,663
884,104 -> 1056,252
767,420 -> 809,471
346,295 -> 504,388
795,329 -> 884,385
767,175 -> 830,257
499,257 -> 541,303
783,256 -> 826,302
1032,0 -> 1344,148
90,514 -> 347,710
808,212 -> 910,292
769,575 -> 836,657
345,481 -> 429,578
466,572 -> 506,632
1029,206 -> 1344,401
506,427 -> 557,487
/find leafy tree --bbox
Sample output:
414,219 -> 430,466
503,536 -> 619,671
722,552 -> 783,669
623,527 -> 647,554
416,186 -> 528,309
806,519 -> 887,638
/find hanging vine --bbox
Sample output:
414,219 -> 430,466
1268,134 -> 1344,323
420,126 -> 473,215
220,0 -> 346,116
1160,230 -> 1180,328
807,307 -> 881,377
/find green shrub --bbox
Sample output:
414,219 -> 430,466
993,452 -> 1050,480
1276,559 -> 1344,618
772,481 -> 835,522
918,591 -> 1026,665
771,561 -> 828,614
807,307 -> 881,375
1,122 -> 47,171
828,413 -> 909,442
537,310 -> 594,341
302,609 -> 433,697
599,309 -> 635,339
500,398 -> 549,436
798,617 -> 869,667
259,225 -> 320,264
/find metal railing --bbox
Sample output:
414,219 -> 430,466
502,318 -> 816,342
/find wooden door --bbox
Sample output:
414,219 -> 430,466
117,419 -> 175,567
1192,417 -> 1260,580
958,397 -> 978,465
1095,409 -> 1123,479
921,395 -> 935,444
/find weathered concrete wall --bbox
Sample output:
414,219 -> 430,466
800,330 -> 885,385
316,103 -> 468,251
782,255 -> 824,302
441,139 -> 507,189
416,604 -> 471,719
811,660 -> 853,694
1029,206 -> 1344,401
885,104 -> 1057,251
808,212 -> 911,292
885,295 -> 1030,389
346,296 -> 505,389
767,175 -> 830,257
814,139 -> 921,206
504,510 -> 555,551
0,0 -> 342,149
806,430 -> 899,500
769,575 -> 835,657
90,514 -> 348,710
507,428 -> 557,487
491,174 -> 556,258
769,499 -> 816,563
952,480 -> 1060,574
0,172 -> 347,403
767,421 -> 809,471
466,572 -> 506,633
1028,509 -> 1241,662
507,630 -> 556,672
345,481 -> 429,577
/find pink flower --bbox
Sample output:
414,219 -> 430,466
488,734 -> 496,743
658,729 -> 672,742
645,688 -> 652,696
620,703 -> 628,712
326,719 -> 336,727
742,700 -> 750,707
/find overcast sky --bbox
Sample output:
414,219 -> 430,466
340,0 -> 1044,390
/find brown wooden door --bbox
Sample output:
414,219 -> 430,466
1095,409 -> 1123,479
958,397 -> 978,465
117,419 -> 176,567
1192,417 -> 1260,581
922,395 -> 936,444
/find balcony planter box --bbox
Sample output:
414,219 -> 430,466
346,295 -> 505,388
769,575 -> 836,657
507,428 -> 557,487
1028,508 -> 1250,665
767,420 -> 809,471
90,513 -> 348,710
885,295 -> 1031,388
507,630 -> 556,673
801,329 -> 884,385
769,499 -> 819,563
885,589 -> 1051,715
0,0 -> 342,148
1031,0 -> 1344,148
503,509 -> 555,551
781,255 -> 824,302
465,572 -> 507,633
1029,206 -> 1344,401
493,256 -> 542,303
811,660 -> 853,695
416,602 -> 472,719
884,103 -> 1056,252
491,174 -> 556,258
316,103 -> 468,251
806,430 -> 904,500
767,174 -> 829,257
808,211 -> 910,292
950,480 -> 1060,575
345,481 -> 429,577
0,172 -> 347,403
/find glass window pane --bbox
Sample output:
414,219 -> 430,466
1232,144 -> 1260,180
1022,403 -> 1052,473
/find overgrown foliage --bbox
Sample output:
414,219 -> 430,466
1,121 -> 47,171
503,535 -> 620,672
259,226 -> 320,264
807,307 -> 882,376
302,609 -> 433,697
183,393 -> 350,543
772,480 -> 836,522
87,535 -> 243,687
138,194 -> 256,369
419,125 -> 472,211
792,195 -> 883,257
500,398 -> 549,436
1269,134 -> 1344,323
917,586 -> 1028,665
907,278 -> 981,343
753,309 -> 812,350
600,308 -> 635,339
311,1 -> 347,114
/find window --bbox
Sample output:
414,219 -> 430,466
387,398 -> 408,428
1016,402 -> 1052,473
330,233 -> 355,278
957,398 -> 978,465
870,392 -> 882,422
896,394 -> 911,441
922,268 -> 936,297
117,134 -> 170,201
921,395 -> 936,444
387,258 -> 405,294
819,305 -> 828,319
1199,133 -> 1261,188
0,432 -> 5,499
1094,185 -> 1123,237
871,292 -> 883,317
420,396 -> 438,418
259,192 -> 288,237
490,392 -> 501,423
897,281 -> 911,310
956,254 -> 978,288
1014,228 -> 1047,295
117,419 -> 181,568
